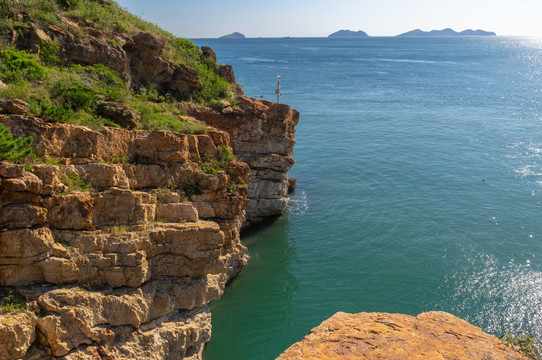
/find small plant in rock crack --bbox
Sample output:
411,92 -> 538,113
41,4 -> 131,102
61,172 -> 92,192
500,329 -> 542,360
183,182 -> 201,199
0,291 -> 26,315
200,145 -> 235,174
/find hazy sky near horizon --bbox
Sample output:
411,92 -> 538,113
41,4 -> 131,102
116,0 -> 542,38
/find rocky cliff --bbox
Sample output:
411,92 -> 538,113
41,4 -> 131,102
182,97 -> 299,228
0,114 -> 251,359
2,0 -> 297,228
0,1 -> 299,358
277,311 -> 528,360
0,100 -> 298,358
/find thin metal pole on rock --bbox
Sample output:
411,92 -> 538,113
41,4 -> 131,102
275,75 -> 281,103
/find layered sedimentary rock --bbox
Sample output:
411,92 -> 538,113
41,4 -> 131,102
182,96 -> 299,228
277,311 -> 528,360
13,17 -> 297,226
1,5 -> 300,359
0,115 -> 250,359
5,0 -> 299,227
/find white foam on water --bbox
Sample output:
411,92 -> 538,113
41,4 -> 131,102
287,190 -> 309,215
361,58 -> 460,65
239,57 -> 280,63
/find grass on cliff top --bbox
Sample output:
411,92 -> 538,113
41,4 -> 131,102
0,0 -> 234,133
500,330 -> 542,360
0,0 -> 235,104
0,47 -> 207,133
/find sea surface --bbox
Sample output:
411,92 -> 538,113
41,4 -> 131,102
192,37 -> 542,360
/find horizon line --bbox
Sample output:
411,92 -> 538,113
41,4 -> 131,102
188,34 -> 542,40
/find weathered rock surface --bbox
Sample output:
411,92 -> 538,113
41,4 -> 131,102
182,96 -> 299,228
0,116 -> 250,359
0,312 -> 37,360
201,46 -> 217,62
277,311 -> 528,360
216,64 -> 237,85
96,102 -> 140,129
0,98 -> 30,115
14,21 -> 216,100
123,32 -> 202,99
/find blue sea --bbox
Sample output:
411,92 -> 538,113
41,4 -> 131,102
192,37 -> 542,359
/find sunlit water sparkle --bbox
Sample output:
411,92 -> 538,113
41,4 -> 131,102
192,37 -> 542,360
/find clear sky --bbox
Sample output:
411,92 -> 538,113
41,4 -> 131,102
116,0 -> 542,38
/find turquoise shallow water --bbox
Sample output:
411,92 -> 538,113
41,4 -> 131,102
193,37 -> 542,359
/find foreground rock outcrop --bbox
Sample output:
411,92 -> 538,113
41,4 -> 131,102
277,311 -> 528,360
0,115 -> 250,359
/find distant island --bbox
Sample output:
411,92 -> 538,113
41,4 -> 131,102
328,30 -> 369,38
327,28 -> 495,38
396,28 -> 496,37
220,32 -> 246,39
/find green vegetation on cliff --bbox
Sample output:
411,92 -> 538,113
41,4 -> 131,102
0,0 -> 237,133
0,123 -> 33,162
500,330 -> 542,360
201,145 -> 236,174
0,289 -> 26,315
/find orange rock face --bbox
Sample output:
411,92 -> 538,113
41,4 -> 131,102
182,96 -> 300,228
0,116 -> 251,359
277,311 -> 528,360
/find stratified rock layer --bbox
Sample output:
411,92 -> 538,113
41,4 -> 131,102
277,311 -> 528,360
0,115 -> 250,359
183,96 -> 299,228
9,13 -> 299,229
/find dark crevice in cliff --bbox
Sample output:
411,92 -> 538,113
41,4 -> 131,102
240,215 -> 282,236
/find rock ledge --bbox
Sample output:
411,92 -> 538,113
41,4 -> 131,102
277,311 -> 528,360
